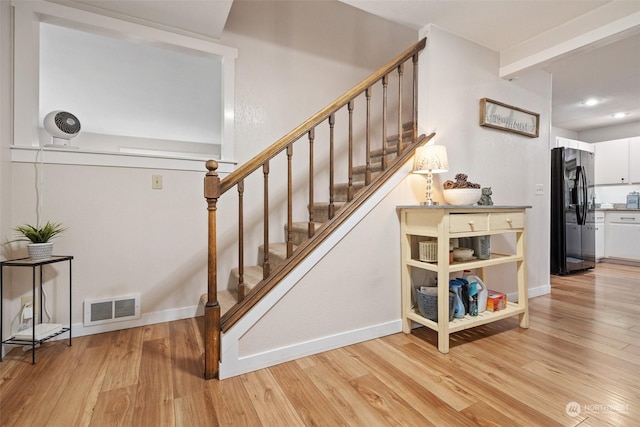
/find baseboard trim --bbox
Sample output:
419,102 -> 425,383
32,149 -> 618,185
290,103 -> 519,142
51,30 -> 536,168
219,319 -> 402,380
527,283 -> 551,298
504,283 -> 550,302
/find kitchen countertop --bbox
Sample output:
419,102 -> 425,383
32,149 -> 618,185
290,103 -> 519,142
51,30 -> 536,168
595,204 -> 639,211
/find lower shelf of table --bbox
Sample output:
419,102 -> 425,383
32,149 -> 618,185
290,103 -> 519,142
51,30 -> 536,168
406,302 -> 526,333
2,327 -> 71,346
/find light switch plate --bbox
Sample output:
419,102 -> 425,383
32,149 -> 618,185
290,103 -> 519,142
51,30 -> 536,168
152,175 -> 163,189
535,184 -> 544,195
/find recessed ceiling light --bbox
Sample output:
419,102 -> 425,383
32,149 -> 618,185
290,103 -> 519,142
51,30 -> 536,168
581,98 -> 600,106
612,112 -> 628,119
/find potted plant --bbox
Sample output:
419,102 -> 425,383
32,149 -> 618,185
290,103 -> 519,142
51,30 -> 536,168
10,221 -> 66,260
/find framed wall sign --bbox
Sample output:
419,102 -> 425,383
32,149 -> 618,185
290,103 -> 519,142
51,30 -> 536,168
479,98 -> 539,138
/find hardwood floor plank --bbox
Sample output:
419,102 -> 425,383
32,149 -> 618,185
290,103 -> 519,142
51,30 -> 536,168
240,367 -> 304,426
505,327 -> 640,391
174,389 -> 219,427
90,384 -> 137,427
132,337 -> 174,426
0,343 -> 76,426
100,327 -> 144,392
521,359 -> 639,425
205,375 -> 262,426
142,322 -> 171,341
312,345 -> 371,381
170,319 -> 206,399
302,353 -> 390,426
349,373 -> 435,426
353,339 -> 477,425
397,340 -> 566,426
460,401 -> 529,427
271,360 -> 350,426
44,345 -> 110,426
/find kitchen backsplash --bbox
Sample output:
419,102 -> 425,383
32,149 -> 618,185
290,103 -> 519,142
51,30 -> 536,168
594,184 -> 640,206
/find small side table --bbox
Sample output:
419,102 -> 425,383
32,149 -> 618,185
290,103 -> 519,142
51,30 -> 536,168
1,255 -> 73,364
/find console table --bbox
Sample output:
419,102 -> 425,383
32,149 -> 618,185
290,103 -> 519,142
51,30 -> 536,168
397,206 -> 529,353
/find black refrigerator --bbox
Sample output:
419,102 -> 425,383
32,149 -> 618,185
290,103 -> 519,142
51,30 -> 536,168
550,147 -> 596,275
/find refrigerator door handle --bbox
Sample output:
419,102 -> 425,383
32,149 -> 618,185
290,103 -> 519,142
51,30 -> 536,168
575,166 -> 584,225
578,166 -> 588,225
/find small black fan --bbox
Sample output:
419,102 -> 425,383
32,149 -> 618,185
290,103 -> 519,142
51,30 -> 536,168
44,111 -> 81,147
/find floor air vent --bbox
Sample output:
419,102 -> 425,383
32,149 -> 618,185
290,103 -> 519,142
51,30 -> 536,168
84,294 -> 141,326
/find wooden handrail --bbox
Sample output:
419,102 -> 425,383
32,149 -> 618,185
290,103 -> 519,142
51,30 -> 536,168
219,38 -> 426,195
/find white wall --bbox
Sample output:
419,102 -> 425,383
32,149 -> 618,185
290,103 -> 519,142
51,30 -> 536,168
3,1 -> 416,344
419,25 -> 551,298
578,121 -> 640,142
551,126 -> 578,146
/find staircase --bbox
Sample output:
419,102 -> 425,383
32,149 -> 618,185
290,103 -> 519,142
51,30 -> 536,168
216,127 -> 414,313
202,38 -> 429,379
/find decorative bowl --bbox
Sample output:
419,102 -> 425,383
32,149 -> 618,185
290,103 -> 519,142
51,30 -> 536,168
453,247 -> 474,259
443,188 -> 482,206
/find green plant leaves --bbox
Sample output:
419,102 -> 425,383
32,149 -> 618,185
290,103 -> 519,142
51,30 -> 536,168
12,221 -> 66,243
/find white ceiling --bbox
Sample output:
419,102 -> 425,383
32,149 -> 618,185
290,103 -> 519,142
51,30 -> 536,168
64,0 -> 640,133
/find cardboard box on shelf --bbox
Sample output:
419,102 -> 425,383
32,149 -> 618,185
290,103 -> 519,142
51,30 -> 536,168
486,290 -> 506,312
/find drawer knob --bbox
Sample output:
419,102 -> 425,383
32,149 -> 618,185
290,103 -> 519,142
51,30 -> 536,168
506,218 -> 513,224
468,220 -> 474,225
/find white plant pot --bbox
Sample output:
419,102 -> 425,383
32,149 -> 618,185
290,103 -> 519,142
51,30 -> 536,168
27,242 -> 54,260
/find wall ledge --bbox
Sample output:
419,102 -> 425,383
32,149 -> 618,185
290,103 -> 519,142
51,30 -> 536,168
10,145 -> 236,173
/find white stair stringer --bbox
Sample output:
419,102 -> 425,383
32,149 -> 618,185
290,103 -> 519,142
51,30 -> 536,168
218,157 -> 415,379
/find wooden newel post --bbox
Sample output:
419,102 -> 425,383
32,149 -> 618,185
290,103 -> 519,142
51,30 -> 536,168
204,160 -> 221,379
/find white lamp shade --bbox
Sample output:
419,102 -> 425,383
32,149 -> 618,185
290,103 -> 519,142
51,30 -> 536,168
413,145 -> 449,174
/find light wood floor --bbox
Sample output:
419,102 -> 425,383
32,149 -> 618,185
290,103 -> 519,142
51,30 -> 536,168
1,263 -> 638,426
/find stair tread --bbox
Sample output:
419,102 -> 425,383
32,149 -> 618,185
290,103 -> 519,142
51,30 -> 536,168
353,162 -> 382,173
333,181 -> 365,190
290,221 -> 323,228
258,242 -> 295,260
231,265 -> 263,287
200,289 -> 238,316
312,201 -> 347,208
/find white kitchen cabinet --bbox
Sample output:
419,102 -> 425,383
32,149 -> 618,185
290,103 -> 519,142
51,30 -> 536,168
605,212 -> 640,261
630,137 -> 640,184
595,138 -> 630,185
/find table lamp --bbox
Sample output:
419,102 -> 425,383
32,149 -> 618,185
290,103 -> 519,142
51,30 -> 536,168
413,145 -> 449,205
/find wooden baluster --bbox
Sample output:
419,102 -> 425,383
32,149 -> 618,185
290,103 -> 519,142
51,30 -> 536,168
263,161 -> 270,279
397,63 -> 404,156
308,129 -> 315,238
237,179 -> 245,302
412,52 -> 419,144
328,113 -> 336,220
204,160 -> 220,380
381,75 -> 388,170
286,144 -> 294,258
365,87 -> 372,185
347,100 -> 354,201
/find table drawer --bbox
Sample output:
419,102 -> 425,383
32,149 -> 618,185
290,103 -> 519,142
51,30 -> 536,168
490,212 -> 524,230
449,214 -> 488,233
